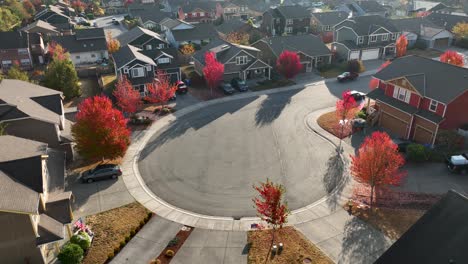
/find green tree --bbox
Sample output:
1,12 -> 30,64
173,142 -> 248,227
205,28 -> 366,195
6,0 -> 30,20
6,65 -> 29,81
0,7 -> 21,31
57,243 -> 84,264
43,59 -> 81,98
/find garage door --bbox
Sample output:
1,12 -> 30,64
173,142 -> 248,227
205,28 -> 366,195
361,49 -> 380,60
434,38 -> 449,49
349,51 -> 360,60
414,126 -> 434,144
380,112 -> 408,138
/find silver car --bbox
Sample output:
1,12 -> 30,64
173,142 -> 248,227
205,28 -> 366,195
81,164 -> 122,183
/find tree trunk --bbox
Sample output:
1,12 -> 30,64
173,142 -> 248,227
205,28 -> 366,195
370,185 -> 374,210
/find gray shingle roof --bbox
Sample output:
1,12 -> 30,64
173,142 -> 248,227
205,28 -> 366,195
193,38 -> 259,65
117,26 -> 167,47
46,192 -> 72,224
336,15 -> 399,35
215,20 -> 248,35
373,55 -> 468,104
275,5 -> 311,19
261,35 -> 331,57
0,79 -> 63,125
112,44 -> 156,70
181,1 -> 218,12
312,11 -> 348,26
366,88 -> 419,115
140,47 -> 181,69
391,17 -> 443,36
75,28 -> 106,40
0,169 -> 40,214
426,12 -> 468,31
171,23 -> 217,42
50,30 -> 107,53
0,31 -> 30,49
36,214 -> 64,245
130,8 -> 173,24
22,20 -> 59,33
358,0 -> 386,13
0,135 -> 47,162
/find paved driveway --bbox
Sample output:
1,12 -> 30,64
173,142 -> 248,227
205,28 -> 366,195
93,14 -> 128,38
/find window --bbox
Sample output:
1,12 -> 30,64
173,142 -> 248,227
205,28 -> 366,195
357,36 -> 364,44
158,44 -> 165,49
75,55 -> 80,59
285,27 -> 293,33
90,43 -> 94,47
429,100 -> 438,112
18,48 -> 28,55
286,19 -> 293,25
382,34 -> 389,41
236,56 -> 247,65
192,12 -> 197,17
146,44 -> 152,50
146,65 -> 152,71
394,87 -> 411,103
83,44 -> 87,47
132,67 -> 145,77
391,33 -> 396,40
20,59 -> 30,65
158,57 -> 170,64
370,35 -> 377,42
324,25 -> 331,31
398,88 -> 406,101
91,54 -> 96,58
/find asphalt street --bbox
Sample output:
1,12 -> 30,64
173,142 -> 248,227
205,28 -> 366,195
92,14 -> 128,38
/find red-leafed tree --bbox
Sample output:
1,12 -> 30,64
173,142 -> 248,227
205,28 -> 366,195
335,90 -> 358,147
178,7 -> 185,20
113,76 -> 141,115
253,179 -> 289,245
369,60 -> 392,89
276,50 -> 303,80
145,70 -> 177,109
71,0 -> 86,12
32,0 -> 42,9
396,35 -> 408,57
350,131 -> 406,209
439,50 -> 465,67
203,52 -> 224,97
48,42 -> 69,61
72,96 -> 131,162
23,0 -> 36,16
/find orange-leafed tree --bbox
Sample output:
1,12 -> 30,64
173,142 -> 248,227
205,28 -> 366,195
369,60 -> 391,89
106,31 -> 120,53
72,96 -> 131,162
276,50 -> 303,80
452,22 -> 468,39
203,52 -> 224,97
225,32 -> 249,45
253,179 -> 289,245
113,76 -> 141,115
48,42 -> 69,61
22,0 -> 36,16
439,50 -> 465,67
145,70 -> 177,109
71,0 -> 86,12
396,35 -> 408,57
350,131 -> 406,209
180,44 -> 195,55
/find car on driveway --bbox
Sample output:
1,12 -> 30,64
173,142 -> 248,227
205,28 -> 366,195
337,72 -> 359,82
350,90 -> 366,102
81,164 -> 122,183
231,78 -> 248,92
446,153 -> 468,174
176,81 -> 188,94
219,82 -> 235,95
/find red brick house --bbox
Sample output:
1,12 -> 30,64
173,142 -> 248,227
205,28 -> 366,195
366,55 -> 468,146
179,1 -> 222,23
0,32 -> 45,72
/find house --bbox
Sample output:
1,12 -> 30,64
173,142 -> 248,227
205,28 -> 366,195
215,19 -> 265,43
178,1 -> 222,23
102,0 -> 126,14
140,48 -> 182,83
163,20 -> 216,48
50,28 -> 108,66
366,55 -> 468,145
0,79 -> 74,158
331,15 -> 400,61
336,0 -> 388,17
261,5 -> 312,36
193,38 -> 272,81
128,7 -> 173,31
0,31 -> 45,71
0,135 -> 73,264
34,5 -> 74,34
426,13 -> 468,33
392,17 -> 453,49
117,26 -> 169,51
408,0 -> 448,15
376,190 -> 468,264
251,35 -> 332,72
311,11 -> 348,42
21,20 -> 61,37
222,2 -> 250,20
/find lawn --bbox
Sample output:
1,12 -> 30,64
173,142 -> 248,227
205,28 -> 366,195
317,111 -> 354,139
82,203 -> 151,264
248,227 -> 333,264
250,79 -> 295,91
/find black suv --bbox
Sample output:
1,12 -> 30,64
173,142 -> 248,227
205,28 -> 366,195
231,78 -> 248,92
81,164 -> 122,183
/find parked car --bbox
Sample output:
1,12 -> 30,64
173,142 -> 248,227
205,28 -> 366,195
337,72 -> 359,82
231,78 -> 248,92
81,164 -> 122,183
350,90 -> 365,102
446,153 -> 468,173
311,1 -> 324,7
176,81 -> 188,94
392,138 -> 412,153
219,82 -> 235,95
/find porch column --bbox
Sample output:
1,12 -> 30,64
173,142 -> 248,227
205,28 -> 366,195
268,68 -> 271,80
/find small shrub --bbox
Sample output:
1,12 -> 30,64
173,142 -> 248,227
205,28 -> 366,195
107,252 -> 114,260
148,212 -> 153,218
150,259 -> 161,264
120,241 -> 126,248
356,110 -> 367,119
57,243 -> 84,264
407,143 -> 428,162
167,237 -> 179,247
165,249 -> 175,257
130,230 -> 136,236
114,247 -> 120,254
140,220 -> 145,227
70,231 -> 91,251
125,236 -> 131,242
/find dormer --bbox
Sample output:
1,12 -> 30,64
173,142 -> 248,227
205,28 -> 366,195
155,51 -> 174,64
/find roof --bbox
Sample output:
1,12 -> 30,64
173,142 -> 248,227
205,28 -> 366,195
36,214 -> 64,245
0,135 -> 47,162
426,12 -> 468,31
366,88 -> 419,114
0,170 -> 40,214
46,191 -> 72,224
312,11 -> 348,26
338,39 -> 394,50
130,7 -> 173,24
215,20 -> 248,35
357,0 -> 386,13
171,23 -> 216,42
376,190 -> 468,264
160,18 -> 193,30
50,31 -> 107,53
260,35 -> 331,57
22,20 -> 59,33
0,79 -> 63,125
373,55 -> 468,104
0,31 -> 30,49
46,149 -> 66,194
336,15 -> 399,35
391,17 -> 446,37
275,5 -> 311,19
117,26 -> 167,47
75,28 -> 105,40
140,47 -> 181,69
412,0 -> 444,11
181,1 -> 218,12
193,38 -> 244,65
112,44 -> 156,70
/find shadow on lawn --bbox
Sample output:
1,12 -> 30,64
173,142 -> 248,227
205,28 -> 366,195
323,150 -> 350,211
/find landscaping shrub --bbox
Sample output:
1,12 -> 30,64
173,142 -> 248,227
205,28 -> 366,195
407,144 -> 428,162
119,241 -> 126,248
125,236 -> 131,242
107,252 -> 114,260
165,249 -> 175,257
114,247 -> 120,254
139,220 -> 145,227
167,237 -> 179,247
356,110 -> 367,119
70,231 -> 91,251
348,60 -> 365,73
57,243 -> 84,264
130,230 -> 136,236
86,13 -> 94,20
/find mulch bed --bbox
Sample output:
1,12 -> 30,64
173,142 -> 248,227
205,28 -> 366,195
152,226 -> 194,264
317,111 -> 354,139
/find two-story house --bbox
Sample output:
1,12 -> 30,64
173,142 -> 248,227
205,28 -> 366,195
221,2 -> 250,20
34,5 -> 74,34
425,13 -> 468,39
252,35 -> 332,72
193,38 -> 272,82
336,0 -> 388,17
117,26 -> 169,51
261,5 -> 312,36
128,6 -> 173,31
311,11 -> 348,43
22,20 -> 61,37
178,1 -> 222,23
366,55 -> 468,145
332,15 -> 400,61
392,17 -> 453,49
0,135 -> 73,263
50,28 -> 109,66
162,19 -> 216,48
0,31 -> 45,71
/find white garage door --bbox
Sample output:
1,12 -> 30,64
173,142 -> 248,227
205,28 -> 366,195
349,50 -> 360,60
361,49 -> 380,60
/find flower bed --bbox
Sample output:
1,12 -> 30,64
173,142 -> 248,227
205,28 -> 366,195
151,226 -> 194,264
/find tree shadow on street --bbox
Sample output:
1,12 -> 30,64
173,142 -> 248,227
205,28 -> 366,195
323,149 -> 350,211
254,89 -> 300,126
339,217 -> 392,264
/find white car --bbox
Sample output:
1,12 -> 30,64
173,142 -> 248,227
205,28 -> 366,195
446,153 -> 468,173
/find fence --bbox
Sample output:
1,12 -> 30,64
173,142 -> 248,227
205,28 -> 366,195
76,66 -> 113,78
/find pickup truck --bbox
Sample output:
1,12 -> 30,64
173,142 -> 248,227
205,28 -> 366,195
337,72 -> 359,82
446,153 -> 468,173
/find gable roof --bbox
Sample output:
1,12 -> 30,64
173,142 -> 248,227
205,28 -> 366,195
180,1 -> 218,12
0,31 -> 31,49
171,23 -> 216,41
0,169 -> 40,214
117,26 -> 167,46
75,28 -> 105,40
0,135 -> 47,162
22,20 -> 59,33
50,29 -> 107,53
373,55 -> 468,104
336,15 -> 399,35
160,18 -> 193,30
140,47 -> 181,69
193,38 -> 258,65
412,0 -> 445,11
391,17 -> 446,37
130,7 -> 173,24
312,11 -> 348,26
275,5 -> 311,19
357,0 -> 386,13
215,19 -> 248,35
426,12 -> 468,31
376,190 -> 468,264
261,35 -> 331,57
112,44 -> 156,70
